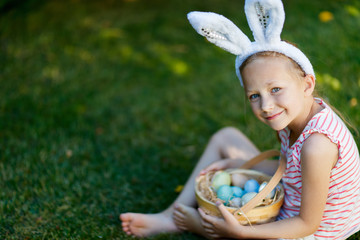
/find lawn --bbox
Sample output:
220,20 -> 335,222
0,0 -> 359,239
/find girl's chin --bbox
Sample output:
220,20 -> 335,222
264,121 -> 288,131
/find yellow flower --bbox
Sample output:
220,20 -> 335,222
319,11 -> 334,22
350,98 -> 358,107
175,185 -> 184,193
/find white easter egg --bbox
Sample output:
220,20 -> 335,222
230,197 -> 242,208
231,173 -> 248,188
259,181 -> 276,199
241,192 -> 257,206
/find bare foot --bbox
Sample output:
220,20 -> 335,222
173,203 -> 209,237
120,211 -> 180,237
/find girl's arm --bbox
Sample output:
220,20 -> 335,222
199,133 -> 338,239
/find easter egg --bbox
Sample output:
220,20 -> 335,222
231,186 -> 244,198
230,197 -> 242,208
244,179 -> 260,193
241,192 -> 257,206
212,171 -> 231,191
217,185 -> 233,202
259,181 -> 275,199
231,173 -> 248,188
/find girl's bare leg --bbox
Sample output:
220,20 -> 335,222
120,127 -> 260,237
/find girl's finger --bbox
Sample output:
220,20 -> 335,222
198,208 -> 209,220
204,227 -> 215,234
198,208 -> 217,225
200,216 -> 213,230
210,233 -> 220,239
201,221 -> 213,230
217,202 -> 237,223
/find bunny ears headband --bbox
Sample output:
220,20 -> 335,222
187,0 -> 315,86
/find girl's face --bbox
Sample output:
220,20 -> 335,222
242,56 -> 310,131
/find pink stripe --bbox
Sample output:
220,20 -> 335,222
335,123 -> 344,140
281,100 -> 360,240
313,115 -> 321,127
342,141 -> 355,160
330,166 -> 357,185
329,166 -> 358,188
325,114 -> 334,132
319,113 -> 329,129
331,119 -> 339,136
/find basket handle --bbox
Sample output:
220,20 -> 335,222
238,149 -> 280,170
234,150 -> 286,216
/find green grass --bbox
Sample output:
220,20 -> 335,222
0,0 -> 359,239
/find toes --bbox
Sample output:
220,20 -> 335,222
120,213 -> 135,235
173,218 -> 186,231
173,208 -> 187,231
173,212 -> 185,227
120,213 -> 132,222
124,230 -> 132,235
173,208 -> 185,218
121,220 -> 129,227
121,223 -> 131,235
174,203 -> 186,213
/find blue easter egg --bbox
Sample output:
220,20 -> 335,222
244,179 -> 260,193
231,186 -> 244,198
217,185 -> 233,202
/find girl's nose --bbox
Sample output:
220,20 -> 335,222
261,96 -> 274,112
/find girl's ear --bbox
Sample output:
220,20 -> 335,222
304,74 -> 316,97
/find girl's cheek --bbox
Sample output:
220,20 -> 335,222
249,102 -> 258,113
250,103 -> 263,119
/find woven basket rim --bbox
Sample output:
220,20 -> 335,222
195,168 -> 284,211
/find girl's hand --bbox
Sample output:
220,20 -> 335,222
199,159 -> 234,175
198,202 -> 244,239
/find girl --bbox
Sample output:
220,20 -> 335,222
120,0 -> 360,239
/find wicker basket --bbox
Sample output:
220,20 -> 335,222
195,150 -> 285,225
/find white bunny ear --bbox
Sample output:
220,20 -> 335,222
187,11 -> 251,55
245,0 -> 285,44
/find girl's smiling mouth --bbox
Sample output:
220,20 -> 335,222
265,110 -> 284,120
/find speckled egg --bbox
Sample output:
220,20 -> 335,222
217,185 -> 233,202
244,179 -> 260,193
231,186 -> 244,198
231,173 -> 248,188
212,171 -> 231,191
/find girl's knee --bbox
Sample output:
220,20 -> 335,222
210,127 -> 258,159
209,127 -> 244,149
211,127 -> 243,143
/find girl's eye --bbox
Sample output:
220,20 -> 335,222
271,87 -> 280,93
249,94 -> 259,101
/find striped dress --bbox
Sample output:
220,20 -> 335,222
277,98 -> 360,239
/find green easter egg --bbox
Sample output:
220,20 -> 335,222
212,171 -> 231,191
